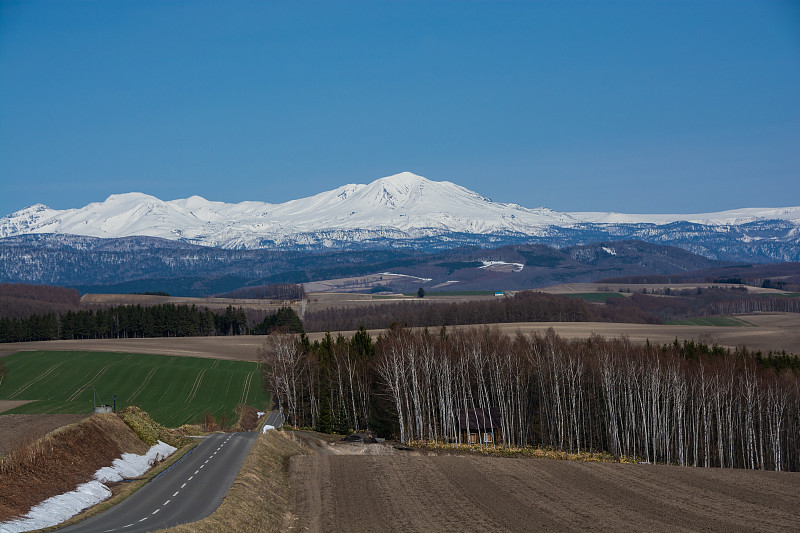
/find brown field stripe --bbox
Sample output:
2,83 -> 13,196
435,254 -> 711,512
185,369 -> 206,404
240,372 -> 253,404
127,367 -> 158,402
8,361 -> 65,399
67,363 -> 113,402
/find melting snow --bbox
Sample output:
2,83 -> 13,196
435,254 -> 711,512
601,246 -> 617,256
479,261 -> 524,272
257,411 -> 266,418
262,424 -> 275,434
0,441 -> 176,533
379,272 -> 433,282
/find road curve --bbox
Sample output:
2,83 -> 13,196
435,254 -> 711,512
58,411 -> 283,533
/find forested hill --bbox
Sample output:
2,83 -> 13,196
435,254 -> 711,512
0,235 -> 725,296
0,283 -> 80,319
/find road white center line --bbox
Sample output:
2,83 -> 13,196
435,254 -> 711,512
181,482 -> 187,488
205,459 -> 209,464
194,469 -> 199,475
138,517 -> 147,522
200,464 -> 205,469
173,490 -> 180,496
123,524 -> 133,528
152,509 -> 160,515
164,499 -> 171,506
188,476 -> 193,481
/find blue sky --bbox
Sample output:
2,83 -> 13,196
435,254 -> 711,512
1,0 -> 798,216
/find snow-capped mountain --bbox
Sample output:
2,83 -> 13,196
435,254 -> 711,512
1,172 -> 799,261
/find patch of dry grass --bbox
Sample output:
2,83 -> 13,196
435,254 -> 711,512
158,430 -> 307,533
410,440 -> 628,463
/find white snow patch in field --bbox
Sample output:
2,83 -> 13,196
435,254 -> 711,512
262,424 -> 275,434
0,441 -> 175,533
379,272 -> 432,282
601,246 -> 617,255
257,411 -> 266,418
479,261 -> 524,272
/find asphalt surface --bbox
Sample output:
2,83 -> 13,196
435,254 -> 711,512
58,411 -> 284,533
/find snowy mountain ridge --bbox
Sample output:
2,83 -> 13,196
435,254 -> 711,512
1,172 -> 799,255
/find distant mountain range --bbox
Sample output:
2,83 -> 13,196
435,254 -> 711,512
2,172 -> 799,262
0,235 -> 724,296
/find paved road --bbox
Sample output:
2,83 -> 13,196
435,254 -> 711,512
58,411 -> 284,533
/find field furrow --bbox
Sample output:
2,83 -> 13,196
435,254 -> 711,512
66,362 -> 114,401
185,369 -> 207,404
127,367 -> 157,402
8,361 -> 64,399
240,372 -> 253,405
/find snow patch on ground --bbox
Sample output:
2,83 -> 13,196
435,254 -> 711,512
93,441 -> 176,483
379,272 -> 433,282
262,424 -> 275,434
479,261 -> 524,272
601,246 -> 617,256
0,441 -> 176,533
257,411 -> 266,419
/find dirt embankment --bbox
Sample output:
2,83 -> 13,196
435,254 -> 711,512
288,433 -> 800,533
0,413 -> 148,522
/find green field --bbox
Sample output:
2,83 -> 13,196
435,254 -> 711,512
665,316 -> 756,327
0,351 -> 268,427
563,292 -> 626,303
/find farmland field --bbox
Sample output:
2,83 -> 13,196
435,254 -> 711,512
563,292 -> 626,302
289,434 -> 800,533
0,351 -> 267,427
666,316 -> 756,327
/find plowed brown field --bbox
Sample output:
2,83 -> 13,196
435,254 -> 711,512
289,435 -> 800,533
0,413 -> 89,456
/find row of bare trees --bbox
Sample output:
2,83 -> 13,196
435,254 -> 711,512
375,328 -> 800,471
258,328 -> 375,433
303,290 -> 661,333
261,327 -> 800,471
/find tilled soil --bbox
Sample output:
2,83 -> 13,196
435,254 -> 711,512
0,413 -> 89,456
288,436 -> 800,533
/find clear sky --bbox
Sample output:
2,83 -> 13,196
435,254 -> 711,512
1,0 -> 798,217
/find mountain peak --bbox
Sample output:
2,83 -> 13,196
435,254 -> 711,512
376,171 -> 429,184
1,172 -> 799,260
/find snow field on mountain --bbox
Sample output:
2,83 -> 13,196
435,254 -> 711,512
3,172 -> 797,250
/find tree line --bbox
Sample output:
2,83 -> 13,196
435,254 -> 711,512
261,327 -> 800,471
0,304 -> 303,343
303,291 -> 662,332
215,283 -> 307,301
604,287 -> 800,321
0,283 -> 81,319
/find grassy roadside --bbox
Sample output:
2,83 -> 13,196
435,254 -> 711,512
158,430 -> 307,533
36,439 -> 200,532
